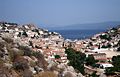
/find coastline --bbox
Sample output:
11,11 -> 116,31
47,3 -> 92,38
50,29 -> 106,40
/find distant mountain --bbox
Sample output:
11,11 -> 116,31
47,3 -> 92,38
47,21 -> 120,30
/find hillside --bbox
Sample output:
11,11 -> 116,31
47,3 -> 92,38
0,21 -> 120,77
0,22 -> 84,77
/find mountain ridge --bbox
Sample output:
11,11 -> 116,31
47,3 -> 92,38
45,21 -> 120,30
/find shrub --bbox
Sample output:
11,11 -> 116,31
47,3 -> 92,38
2,37 -> 13,43
105,67 -> 115,75
100,34 -> 111,41
54,55 -> 61,59
9,50 -> 18,62
32,52 -> 48,69
65,48 -> 86,74
117,47 -> 120,51
85,55 -> 97,67
9,49 -> 24,62
17,32 -> 21,37
13,57 -> 29,71
18,46 -> 32,56
0,42 -> 5,49
29,61 -> 36,67
22,31 -> 28,37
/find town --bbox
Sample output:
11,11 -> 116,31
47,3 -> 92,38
0,21 -> 120,77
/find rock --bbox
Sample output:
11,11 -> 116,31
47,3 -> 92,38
29,67 -> 36,74
34,66 -> 43,73
47,61 -> 57,70
23,69 -> 33,77
99,73 -> 107,77
12,48 -> 19,52
77,73 -> 84,77
66,66 -> 75,72
4,63 -> 12,69
53,71 -> 59,76
63,71 -> 76,77
0,37 -> 5,42
57,63 -> 66,70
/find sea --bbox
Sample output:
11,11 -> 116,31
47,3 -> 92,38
50,29 -> 106,40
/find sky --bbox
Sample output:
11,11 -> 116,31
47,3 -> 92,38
0,0 -> 120,27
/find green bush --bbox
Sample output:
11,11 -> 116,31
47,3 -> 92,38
85,55 -> 97,67
54,55 -> 61,59
65,48 -> 86,74
100,34 -> 111,41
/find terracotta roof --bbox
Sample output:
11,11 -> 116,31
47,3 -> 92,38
92,53 -> 106,56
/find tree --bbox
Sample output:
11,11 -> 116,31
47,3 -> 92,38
112,55 -> 120,72
17,32 -> 21,37
105,67 -> 115,75
117,47 -> 120,51
65,48 -> 86,74
105,55 -> 120,75
85,55 -> 97,67
54,55 -> 61,59
29,41 -> 34,48
22,31 -> 28,37
99,34 -> 111,41
117,40 -> 120,46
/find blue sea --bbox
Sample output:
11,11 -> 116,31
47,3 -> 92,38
50,29 -> 106,40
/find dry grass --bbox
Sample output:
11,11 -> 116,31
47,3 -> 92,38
34,71 -> 58,77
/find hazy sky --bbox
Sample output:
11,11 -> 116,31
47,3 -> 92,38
0,0 -> 120,26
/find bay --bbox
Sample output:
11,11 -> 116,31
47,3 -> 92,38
50,29 -> 105,40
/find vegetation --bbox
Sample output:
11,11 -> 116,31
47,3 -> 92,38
112,55 -> 120,72
100,34 -> 111,41
22,31 -> 28,37
105,67 -> 115,75
117,47 -> 120,51
85,55 -> 97,67
17,32 -> 21,37
54,55 -> 61,59
105,55 -> 120,75
18,46 -> 32,56
29,41 -> 34,47
32,29 -> 40,35
13,57 -> 29,71
2,37 -> 13,44
32,51 -> 48,69
65,48 -> 86,74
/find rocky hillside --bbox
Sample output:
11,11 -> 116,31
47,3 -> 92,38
0,22 -> 83,77
89,25 -> 120,51
1,21 -> 120,77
